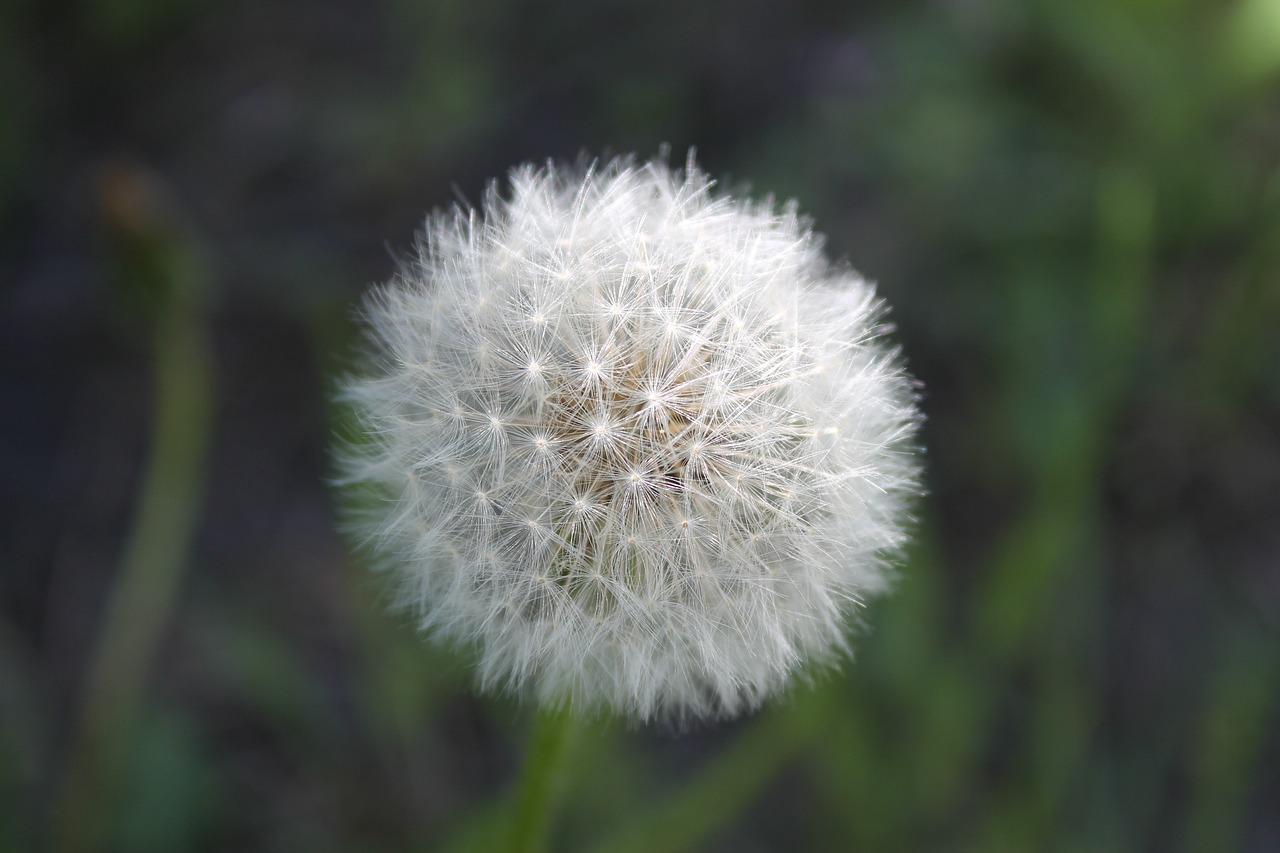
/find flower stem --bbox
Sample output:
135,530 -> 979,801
50,171 -> 213,851
509,705 -> 575,853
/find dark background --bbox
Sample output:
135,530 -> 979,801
3,0 -> 1279,850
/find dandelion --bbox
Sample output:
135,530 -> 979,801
337,153 -> 922,722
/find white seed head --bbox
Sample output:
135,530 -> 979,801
337,154 -> 922,721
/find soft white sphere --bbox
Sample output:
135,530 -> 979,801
337,155 -> 922,720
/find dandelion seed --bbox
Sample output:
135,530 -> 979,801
336,153 -> 922,721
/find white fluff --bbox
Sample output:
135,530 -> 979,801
337,154 -> 922,721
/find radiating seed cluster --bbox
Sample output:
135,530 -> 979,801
337,155 -> 922,720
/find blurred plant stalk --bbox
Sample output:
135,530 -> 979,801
51,164 -> 213,853
508,706 -> 575,853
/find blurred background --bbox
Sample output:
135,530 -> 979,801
3,0 -> 1279,849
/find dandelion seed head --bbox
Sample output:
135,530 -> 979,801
336,154 -> 922,721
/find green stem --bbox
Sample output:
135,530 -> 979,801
509,705 -> 575,853
51,294 -> 213,852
